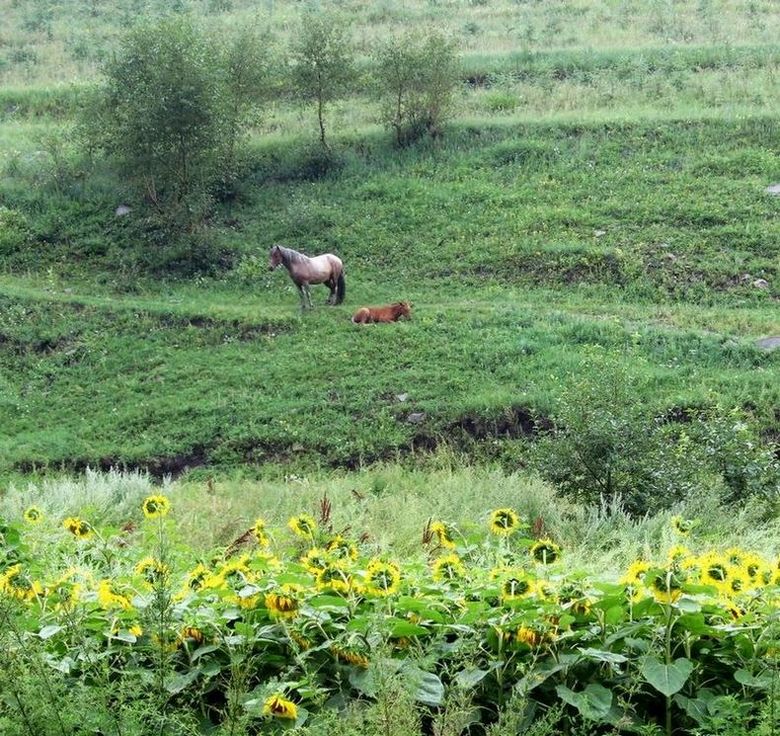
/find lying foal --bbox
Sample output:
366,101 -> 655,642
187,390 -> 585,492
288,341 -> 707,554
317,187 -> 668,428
351,301 -> 412,324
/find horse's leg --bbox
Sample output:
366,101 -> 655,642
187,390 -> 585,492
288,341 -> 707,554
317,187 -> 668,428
304,284 -> 314,309
326,278 -> 336,305
297,284 -> 308,310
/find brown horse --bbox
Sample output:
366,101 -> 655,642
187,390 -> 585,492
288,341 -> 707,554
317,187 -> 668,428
352,301 -> 412,324
269,244 -> 345,309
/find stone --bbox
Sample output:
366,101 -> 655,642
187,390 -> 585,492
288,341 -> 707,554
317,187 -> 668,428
756,336 -> 780,351
594,229 -> 607,237
115,204 -> 131,216
765,184 -> 780,195
406,412 -> 426,424
752,278 -> 769,289
396,393 -> 409,402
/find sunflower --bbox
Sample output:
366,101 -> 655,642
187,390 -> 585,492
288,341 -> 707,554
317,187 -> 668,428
516,625 -> 551,648
180,626 -> 205,645
621,560 -> 651,585
23,506 -> 43,524
500,570 -> 536,601
429,521 -> 457,549
326,535 -> 358,561
301,547 -> 330,575
0,564 -> 42,602
364,559 -> 401,596
134,556 -> 170,586
253,518 -> 269,548
266,584 -> 303,619
129,624 -> 144,638
667,545 -> 691,568
332,645 -> 370,668
63,516 -> 92,539
489,508 -> 521,536
670,515 -> 694,536
184,563 -> 211,593
530,539 -> 561,565
647,568 -> 684,604
288,514 -> 317,538
142,495 -> 171,519
700,553 -> 731,591
725,547 -> 746,569
316,562 -> 352,593
97,579 -> 132,610
432,553 -> 466,583
263,694 -> 298,720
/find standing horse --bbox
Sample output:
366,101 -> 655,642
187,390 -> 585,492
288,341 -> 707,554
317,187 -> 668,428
268,244 -> 345,309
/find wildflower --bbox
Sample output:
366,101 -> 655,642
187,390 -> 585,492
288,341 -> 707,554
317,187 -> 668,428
263,694 -> 298,720
326,534 -> 358,561
134,557 -> 170,586
97,580 -> 132,610
670,515 -> 694,536
266,584 -> 302,619
429,520 -> 457,549
530,539 -> 561,564
129,624 -> 144,638
23,506 -> 43,524
142,495 -> 170,519
364,559 -> 401,596
432,553 -> 466,583
489,508 -> 521,536
253,518 -> 269,547
288,514 -> 317,538
63,516 -> 92,539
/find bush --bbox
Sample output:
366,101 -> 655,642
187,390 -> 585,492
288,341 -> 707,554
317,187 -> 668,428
530,351 -> 780,515
373,31 -> 460,146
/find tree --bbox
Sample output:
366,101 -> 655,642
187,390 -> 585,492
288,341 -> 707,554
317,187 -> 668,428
86,19 -> 227,226
374,32 -> 460,146
290,13 -> 356,152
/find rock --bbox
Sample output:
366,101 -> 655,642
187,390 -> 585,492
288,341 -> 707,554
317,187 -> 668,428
752,278 -> 769,289
766,184 -> 780,195
663,253 -> 678,263
739,273 -> 753,284
594,229 -> 607,237
115,204 -> 131,216
756,336 -> 780,350
406,412 -> 426,424
396,393 -> 409,402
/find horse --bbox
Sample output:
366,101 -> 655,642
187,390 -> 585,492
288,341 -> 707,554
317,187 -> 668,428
351,301 -> 412,324
268,244 -> 345,309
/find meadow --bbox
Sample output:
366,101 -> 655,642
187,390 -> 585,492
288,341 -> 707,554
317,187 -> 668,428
1,0 -> 780,733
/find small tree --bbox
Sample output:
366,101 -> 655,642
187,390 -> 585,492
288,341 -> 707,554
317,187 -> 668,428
374,31 -> 460,146
290,13 -> 356,152
86,19 -> 224,225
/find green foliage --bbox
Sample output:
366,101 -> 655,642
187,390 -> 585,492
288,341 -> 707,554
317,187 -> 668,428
290,13 -> 357,151
373,31 -> 460,145
84,18 -> 226,227
531,351 -> 780,515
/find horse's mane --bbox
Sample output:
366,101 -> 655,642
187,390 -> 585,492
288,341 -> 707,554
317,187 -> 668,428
276,245 -> 307,264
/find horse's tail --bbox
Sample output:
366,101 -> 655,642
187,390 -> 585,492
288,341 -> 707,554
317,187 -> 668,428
335,270 -> 346,304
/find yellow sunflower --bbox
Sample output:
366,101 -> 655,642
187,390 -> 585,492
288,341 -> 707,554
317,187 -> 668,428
266,584 -> 303,619
134,556 -> 170,586
316,562 -> 352,593
670,515 -> 694,536
0,564 -> 42,602
646,568 -> 684,604
23,506 -> 43,524
489,508 -> 521,536
142,495 -> 171,519
253,518 -> 269,548
432,553 -> 466,583
429,520 -> 457,549
364,559 -> 401,596
63,516 -> 92,539
97,579 -> 132,610
332,645 -> 370,668
500,570 -> 536,601
262,694 -> 298,720
288,514 -> 317,538
326,535 -> 358,561
301,547 -> 330,575
530,539 -> 561,564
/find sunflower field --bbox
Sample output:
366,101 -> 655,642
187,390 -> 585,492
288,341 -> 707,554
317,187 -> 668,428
1,496 -> 779,735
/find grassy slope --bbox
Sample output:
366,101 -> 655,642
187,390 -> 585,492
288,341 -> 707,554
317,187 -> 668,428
1,2 -> 779,476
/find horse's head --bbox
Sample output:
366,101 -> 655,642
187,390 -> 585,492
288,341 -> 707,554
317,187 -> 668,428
268,245 -> 283,271
396,301 -> 412,319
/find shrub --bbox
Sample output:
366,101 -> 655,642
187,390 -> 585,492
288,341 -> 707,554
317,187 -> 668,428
373,31 -> 460,146
290,13 -> 357,153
